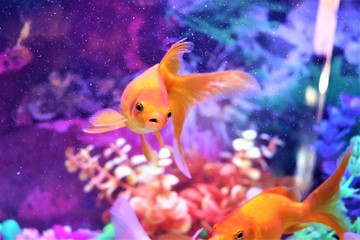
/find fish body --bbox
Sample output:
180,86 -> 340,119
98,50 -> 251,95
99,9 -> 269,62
84,39 -> 259,178
121,64 -> 170,134
210,148 -> 353,240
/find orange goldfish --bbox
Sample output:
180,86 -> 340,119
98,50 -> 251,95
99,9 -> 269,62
84,39 -> 259,178
210,147 -> 353,240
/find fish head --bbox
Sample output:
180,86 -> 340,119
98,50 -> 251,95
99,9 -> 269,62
127,90 -> 171,134
210,213 -> 255,240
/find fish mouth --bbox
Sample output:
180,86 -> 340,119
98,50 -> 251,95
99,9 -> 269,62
149,118 -> 158,123
147,117 -> 167,131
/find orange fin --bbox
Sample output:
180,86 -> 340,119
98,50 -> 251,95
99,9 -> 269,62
140,134 -> 157,162
262,187 -> 301,202
284,223 -> 310,234
83,122 -> 126,134
159,39 -> 194,75
158,39 -> 258,179
173,138 -> 191,178
154,131 -> 166,148
89,108 -> 126,126
304,147 -> 353,239
166,72 -> 259,179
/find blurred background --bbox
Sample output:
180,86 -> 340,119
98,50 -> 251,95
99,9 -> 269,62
0,0 -> 359,239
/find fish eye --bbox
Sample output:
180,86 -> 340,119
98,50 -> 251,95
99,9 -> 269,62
135,103 -> 143,112
167,111 -> 172,118
235,230 -> 244,240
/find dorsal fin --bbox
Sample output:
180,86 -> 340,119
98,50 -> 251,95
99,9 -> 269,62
158,39 -> 194,76
262,187 -> 301,202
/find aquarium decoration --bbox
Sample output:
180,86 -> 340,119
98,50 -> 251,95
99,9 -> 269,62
0,20 -> 32,75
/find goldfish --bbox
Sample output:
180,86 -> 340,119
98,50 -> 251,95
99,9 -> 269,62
110,196 -> 203,240
210,147 -> 353,240
84,39 -> 259,178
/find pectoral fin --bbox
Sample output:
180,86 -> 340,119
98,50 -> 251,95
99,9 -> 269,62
140,134 -> 157,162
89,108 -> 126,126
83,123 -> 127,134
84,108 -> 127,134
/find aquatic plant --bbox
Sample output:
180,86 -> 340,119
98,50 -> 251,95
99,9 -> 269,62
313,94 -> 360,177
65,137 -> 193,235
166,1 -> 290,46
65,128 -> 292,237
65,138 -> 177,203
292,139 -> 360,239
292,94 -> 360,239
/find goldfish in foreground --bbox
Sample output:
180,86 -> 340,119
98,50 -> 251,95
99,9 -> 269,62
110,196 -> 203,240
210,147 -> 354,240
84,39 -> 259,178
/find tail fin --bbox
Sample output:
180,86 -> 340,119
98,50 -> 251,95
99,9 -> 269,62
168,71 -> 259,178
158,39 -> 259,179
304,147 -> 353,239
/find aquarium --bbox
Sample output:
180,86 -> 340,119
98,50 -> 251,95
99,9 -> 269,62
0,0 -> 359,239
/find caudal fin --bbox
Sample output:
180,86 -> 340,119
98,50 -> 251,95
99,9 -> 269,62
304,147 -> 353,239
158,39 -> 259,179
